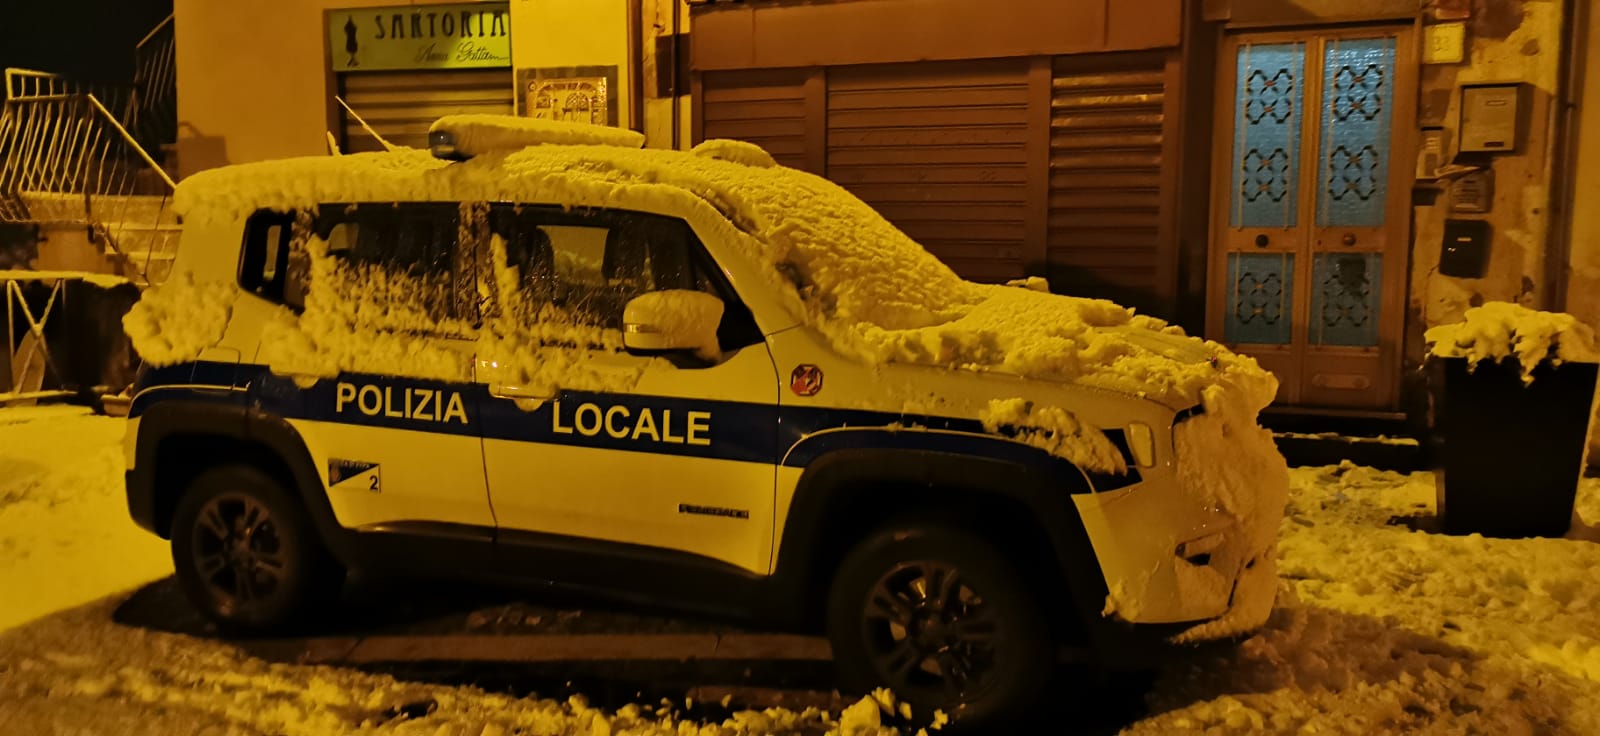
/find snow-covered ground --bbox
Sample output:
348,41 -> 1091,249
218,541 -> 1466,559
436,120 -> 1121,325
2,409 -> 1599,734
0,406 -> 171,631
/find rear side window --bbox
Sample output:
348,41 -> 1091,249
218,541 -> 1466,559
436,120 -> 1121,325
311,202 -> 479,334
239,209 -> 297,306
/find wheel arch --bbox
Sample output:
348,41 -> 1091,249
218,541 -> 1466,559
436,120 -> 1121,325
768,442 -> 1111,639
129,401 -> 356,563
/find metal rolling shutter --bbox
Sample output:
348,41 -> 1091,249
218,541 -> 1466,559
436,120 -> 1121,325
700,69 -> 809,170
826,59 -> 1029,283
339,69 -> 513,153
1048,56 -> 1169,311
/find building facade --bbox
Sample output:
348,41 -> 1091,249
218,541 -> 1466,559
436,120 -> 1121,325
172,0 -> 1594,427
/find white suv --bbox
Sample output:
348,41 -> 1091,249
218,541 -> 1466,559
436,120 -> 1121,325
122,116 -> 1289,724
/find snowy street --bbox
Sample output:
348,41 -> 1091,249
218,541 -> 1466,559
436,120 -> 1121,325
3,407 -> 1599,734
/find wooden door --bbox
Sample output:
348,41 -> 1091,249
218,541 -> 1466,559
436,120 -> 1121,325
1207,28 -> 1416,410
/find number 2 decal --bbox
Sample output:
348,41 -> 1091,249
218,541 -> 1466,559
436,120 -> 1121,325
328,459 -> 380,493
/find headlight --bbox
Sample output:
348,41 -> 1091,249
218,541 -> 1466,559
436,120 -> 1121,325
1126,421 -> 1156,467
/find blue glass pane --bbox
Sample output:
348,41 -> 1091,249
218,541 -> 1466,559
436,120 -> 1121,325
1311,253 -> 1382,346
1225,253 -> 1294,345
1318,37 -> 1396,228
1230,43 -> 1304,229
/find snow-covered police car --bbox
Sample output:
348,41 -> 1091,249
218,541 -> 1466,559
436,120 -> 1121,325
123,115 -> 1289,723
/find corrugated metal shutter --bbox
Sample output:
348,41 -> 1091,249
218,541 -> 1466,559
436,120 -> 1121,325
826,59 -> 1029,283
339,69 -> 513,153
1048,57 -> 1168,311
700,69 -> 808,170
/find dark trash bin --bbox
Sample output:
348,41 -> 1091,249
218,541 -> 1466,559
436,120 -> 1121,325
1433,356 -> 1598,538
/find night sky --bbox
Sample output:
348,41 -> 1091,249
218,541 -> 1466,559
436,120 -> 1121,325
0,0 -> 173,84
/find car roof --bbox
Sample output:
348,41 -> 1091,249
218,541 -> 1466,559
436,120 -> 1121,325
173,121 -> 980,335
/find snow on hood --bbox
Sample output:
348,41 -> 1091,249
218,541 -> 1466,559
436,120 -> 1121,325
172,124 -> 1276,417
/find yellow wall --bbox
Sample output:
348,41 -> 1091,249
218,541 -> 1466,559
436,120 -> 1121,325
513,0 -> 633,128
175,0 -> 487,177
175,0 -> 635,177
176,0 -> 345,176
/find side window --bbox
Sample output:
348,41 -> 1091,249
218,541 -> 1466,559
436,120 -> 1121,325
239,209 -> 296,305
488,205 -> 760,350
310,202 -> 478,335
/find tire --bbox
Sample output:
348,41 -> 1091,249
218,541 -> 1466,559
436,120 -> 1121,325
826,521 -> 1055,728
170,464 -> 343,635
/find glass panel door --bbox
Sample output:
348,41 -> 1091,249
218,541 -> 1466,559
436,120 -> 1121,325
1210,29 -> 1411,410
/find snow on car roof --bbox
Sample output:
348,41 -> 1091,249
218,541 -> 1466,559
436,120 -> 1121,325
173,130 -> 977,334
173,120 -> 1276,417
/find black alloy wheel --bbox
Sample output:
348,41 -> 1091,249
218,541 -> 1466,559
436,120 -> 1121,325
862,560 -> 1002,702
190,492 -> 287,617
827,522 -> 1055,728
171,465 -> 341,635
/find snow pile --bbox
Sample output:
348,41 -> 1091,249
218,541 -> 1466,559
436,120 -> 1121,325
121,273 -> 236,366
0,600 -> 937,736
1168,408 -> 1289,642
1136,466 -> 1600,734
431,115 -> 645,156
692,139 -> 778,169
978,398 -> 1127,474
0,409 -> 171,631
1425,301 -> 1600,381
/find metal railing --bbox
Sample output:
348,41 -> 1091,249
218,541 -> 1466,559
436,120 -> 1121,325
130,15 -> 176,156
4,68 -> 133,122
0,84 -> 179,285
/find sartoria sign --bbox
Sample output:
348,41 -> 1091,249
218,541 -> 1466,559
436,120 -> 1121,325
329,2 -> 511,72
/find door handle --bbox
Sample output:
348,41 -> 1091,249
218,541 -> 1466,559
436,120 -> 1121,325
1342,233 -> 1357,246
478,358 -> 556,400
488,383 -> 555,400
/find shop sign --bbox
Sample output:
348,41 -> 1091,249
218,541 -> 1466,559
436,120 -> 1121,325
329,2 -> 511,72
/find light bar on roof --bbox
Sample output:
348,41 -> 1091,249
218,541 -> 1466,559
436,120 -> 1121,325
428,114 -> 647,161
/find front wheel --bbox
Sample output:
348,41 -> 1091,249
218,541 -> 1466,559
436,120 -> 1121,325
170,464 -> 342,635
826,521 -> 1055,727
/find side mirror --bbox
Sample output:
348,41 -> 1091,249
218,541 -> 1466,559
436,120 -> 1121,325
622,290 -> 725,360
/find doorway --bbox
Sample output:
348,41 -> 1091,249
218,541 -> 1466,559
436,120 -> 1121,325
1206,27 -> 1416,410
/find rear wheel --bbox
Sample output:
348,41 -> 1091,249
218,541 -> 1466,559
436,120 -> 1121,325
170,464 -> 342,635
826,521 -> 1055,727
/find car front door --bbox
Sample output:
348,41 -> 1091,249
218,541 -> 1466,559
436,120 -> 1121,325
477,204 -> 781,576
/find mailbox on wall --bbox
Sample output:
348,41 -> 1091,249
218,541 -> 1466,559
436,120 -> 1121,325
1459,83 -> 1528,153
1440,219 -> 1492,279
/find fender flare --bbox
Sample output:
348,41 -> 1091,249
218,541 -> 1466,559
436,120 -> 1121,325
766,430 -> 1112,630
128,400 -> 362,565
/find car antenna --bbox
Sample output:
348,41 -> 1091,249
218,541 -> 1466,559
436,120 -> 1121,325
335,95 -> 396,152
